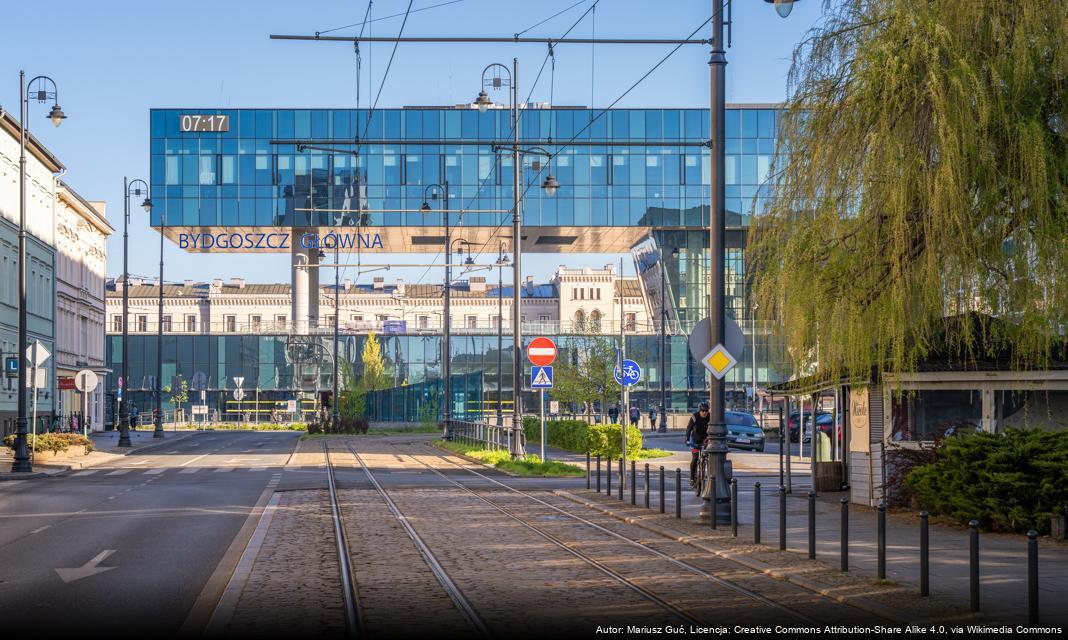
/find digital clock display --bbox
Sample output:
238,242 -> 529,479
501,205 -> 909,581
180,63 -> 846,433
180,114 -> 229,132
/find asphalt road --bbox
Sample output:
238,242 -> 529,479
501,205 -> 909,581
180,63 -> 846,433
0,431 -> 299,634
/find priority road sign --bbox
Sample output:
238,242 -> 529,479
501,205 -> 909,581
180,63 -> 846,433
27,340 -> 50,367
531,365 -> 553,389
527,337 -> 557,367
702,343 -> 738,380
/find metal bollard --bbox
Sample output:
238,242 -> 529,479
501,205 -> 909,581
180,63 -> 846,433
779,485 -> 786,551
586,452 -> 591,490
808,491 -> 816,559
710,475 -> 718,530
659,466 -> 665,514
731,479 -> 738,537
597,455 -> 602,493
840,498 -> 849,572
754,482 -> 762,544
1028,530 -> 1038,624
630,461 -> 636,505
618,459 -> 624,501
920,511 -> 929,596
644,464 -> 650,509
606,458 -> 612,496
675,468 -> 682,518
878,503 -> 887,580
969,520 -> 980,612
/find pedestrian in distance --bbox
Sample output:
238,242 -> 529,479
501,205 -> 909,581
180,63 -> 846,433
629,405 -> 641,426
649,406 -> 658,431
685,401 -> 710,486
608,404 -> 620,424
130,405 -> 140,430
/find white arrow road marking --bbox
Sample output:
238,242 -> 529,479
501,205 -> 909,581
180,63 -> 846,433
179,468 -> 201,474
129,460 -> 148,465
145,468 -> 167,475
226,458 -> 260,463
55,550 -> 116,583
106,470 -> 130,476
179,453 -> 211,467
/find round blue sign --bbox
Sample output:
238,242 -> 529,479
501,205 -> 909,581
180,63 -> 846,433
614,359 -> 641,387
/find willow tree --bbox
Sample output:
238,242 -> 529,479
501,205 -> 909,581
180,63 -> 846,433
749,0 -> 1067,380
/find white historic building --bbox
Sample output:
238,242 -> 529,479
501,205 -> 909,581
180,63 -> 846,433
106,265 -> 653,337
54,184 -> 112,430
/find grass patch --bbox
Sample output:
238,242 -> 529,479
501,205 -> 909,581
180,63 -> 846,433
435,440 -> 584,477
633,448 -> 673,459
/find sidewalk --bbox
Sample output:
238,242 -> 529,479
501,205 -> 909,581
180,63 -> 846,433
0,429 -> 197,477
589,474 -> 1066,625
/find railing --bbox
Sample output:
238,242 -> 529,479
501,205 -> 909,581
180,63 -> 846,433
445,419 -> 524,454
106,318 -> 670,336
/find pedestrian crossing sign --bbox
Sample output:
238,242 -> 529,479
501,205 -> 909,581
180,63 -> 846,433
531,365 -> 553,389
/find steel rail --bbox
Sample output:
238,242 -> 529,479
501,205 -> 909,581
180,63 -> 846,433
419,441 -> 822,625
395,443 -> 708,627
344,443 -> 492,639
323,442 -> 364,638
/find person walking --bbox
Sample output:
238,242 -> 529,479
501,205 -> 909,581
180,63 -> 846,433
628,405 -> 640,427
608,404 -> 620,424
648,406 -> 658,431
684,401 -> 711,486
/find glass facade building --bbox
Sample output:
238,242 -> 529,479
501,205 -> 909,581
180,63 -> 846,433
123,105 -> 785,421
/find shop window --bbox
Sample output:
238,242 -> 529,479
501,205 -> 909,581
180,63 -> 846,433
891,390 -> 982,442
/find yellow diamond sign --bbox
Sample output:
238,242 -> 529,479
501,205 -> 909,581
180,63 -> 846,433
702,344 -> 737,380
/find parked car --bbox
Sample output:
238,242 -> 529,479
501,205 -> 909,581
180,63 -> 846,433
725,411 -> 765,452
802,412 -> 842,444
787,411 -> 828,442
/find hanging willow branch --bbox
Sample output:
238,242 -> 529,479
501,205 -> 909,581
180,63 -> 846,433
749,0 -> 1068,381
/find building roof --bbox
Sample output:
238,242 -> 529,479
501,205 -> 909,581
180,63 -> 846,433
0,107 -> 65,173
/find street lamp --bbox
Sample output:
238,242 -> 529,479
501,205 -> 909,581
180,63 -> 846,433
119,178 -> 150,449
659,246 -> 679,433
421,182 -> 452,433
12,71 -> 65,473
149,189 -> 163,440
495,243 -> 510,427
703,0 -> 800,524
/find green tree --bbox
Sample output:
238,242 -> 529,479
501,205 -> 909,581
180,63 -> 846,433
169,378 -> 189,419
551,337 -> 618,418
360,332 -> 389,392
749,0 -> 1068,380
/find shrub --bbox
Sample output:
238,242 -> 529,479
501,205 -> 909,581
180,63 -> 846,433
524,419 -> 641,459
906,429 -> 1068,533
2,433 -> 93,454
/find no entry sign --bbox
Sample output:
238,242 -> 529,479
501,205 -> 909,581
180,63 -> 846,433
527,337 -> 557,366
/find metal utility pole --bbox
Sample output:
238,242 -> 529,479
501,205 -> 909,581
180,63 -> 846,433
496,241 -> 505,427
706,0 -> 730,524
443,181 -> 452,429
154,206 -> 164,439
510,58 -> 523,459
120,177 -> 131,447
751,302 -> 758,413
332,241 -> 340,431
619,257 -> 627,488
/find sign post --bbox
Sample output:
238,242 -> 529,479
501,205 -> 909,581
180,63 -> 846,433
614,356 -> 642,486
527,338 -> 556,461
26,340 -> 50,460
75,370 -> 99,437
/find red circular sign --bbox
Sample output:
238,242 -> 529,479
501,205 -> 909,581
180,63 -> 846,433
527,337 -> 557,366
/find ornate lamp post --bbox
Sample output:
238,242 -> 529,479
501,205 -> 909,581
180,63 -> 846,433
119,178 -> 151,448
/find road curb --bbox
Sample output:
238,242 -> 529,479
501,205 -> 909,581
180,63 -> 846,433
552,488 -> 954,626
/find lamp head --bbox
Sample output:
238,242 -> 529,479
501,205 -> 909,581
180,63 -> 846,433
48,104 -> 66,127
765,0 -> 797,18
142,197 -> 153,213
421,201 -> 431,212
541,173 -> 560,197
475,90 -> 492,112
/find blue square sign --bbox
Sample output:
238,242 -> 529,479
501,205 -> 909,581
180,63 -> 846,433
531,365 -> 553,389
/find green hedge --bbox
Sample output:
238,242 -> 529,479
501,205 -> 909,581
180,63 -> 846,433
3,433 -> 94,454
523,418 -> 643,459
906,429 -> 1068,533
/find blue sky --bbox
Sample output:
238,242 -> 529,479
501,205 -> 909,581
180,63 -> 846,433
1,0 -> 824,285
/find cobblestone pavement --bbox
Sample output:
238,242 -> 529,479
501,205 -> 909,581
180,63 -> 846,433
216,435 -> 972,637
224,489 -> 347,636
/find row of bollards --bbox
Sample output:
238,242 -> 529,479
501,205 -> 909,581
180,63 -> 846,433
586,460 -> 1042,623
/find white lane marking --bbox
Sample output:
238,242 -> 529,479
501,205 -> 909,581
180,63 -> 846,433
250,467 -> 267,472
165,450 -> 180,454
55,549 -> 117,583
179,453 -> 211,467
179,468 -> 201,474
72,470 -> 99,477
31,525 -> 52,534
145,468 -> 167,475
214,467 -> 233,473
106,470 -> 131,476
129,460 -> 148,465
225,458 -> 259,463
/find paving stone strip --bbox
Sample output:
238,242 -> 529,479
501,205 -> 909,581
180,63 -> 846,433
555,488 -> 984,626
224,489 -> 347,636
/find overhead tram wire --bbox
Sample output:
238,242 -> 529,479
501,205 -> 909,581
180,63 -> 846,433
514,0 -> 588,38
316,0 -> 464,36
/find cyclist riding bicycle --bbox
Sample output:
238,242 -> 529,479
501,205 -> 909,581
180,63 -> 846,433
684,401 -> 711,487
